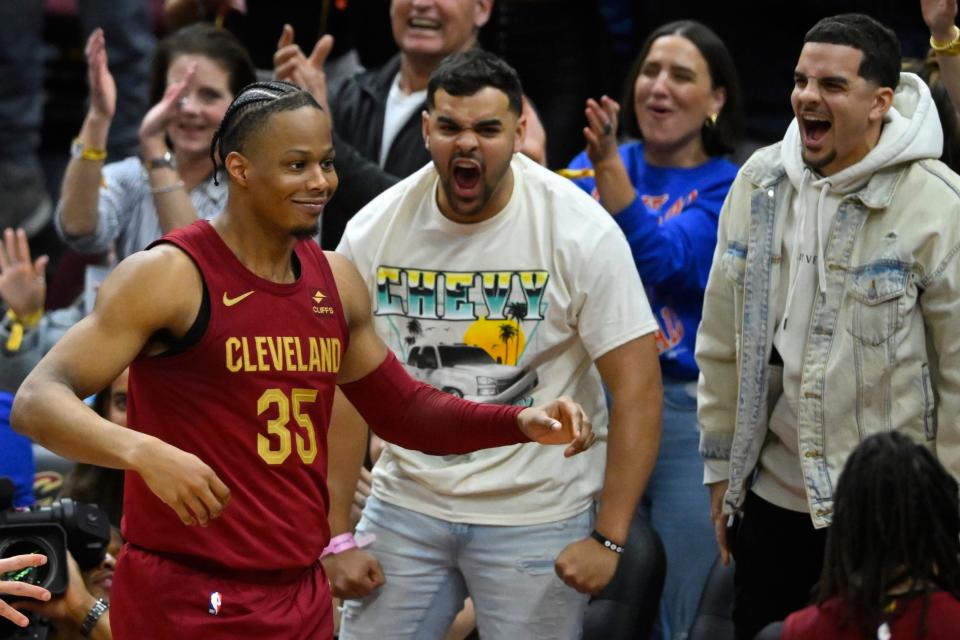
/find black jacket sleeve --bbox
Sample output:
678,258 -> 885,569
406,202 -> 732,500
321,133 -> 399,249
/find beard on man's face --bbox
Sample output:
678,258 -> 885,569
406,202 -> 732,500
801,149 -> 836,173
439,178 -> 494,218
291,222 -> 320,240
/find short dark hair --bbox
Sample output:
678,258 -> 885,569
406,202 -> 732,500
427,48 -> 523,116
804,13 -> 901,90
622,21 -> 743,157
148,23 -> 257,105
210,80 -> 323,184
817,432 -> 960,638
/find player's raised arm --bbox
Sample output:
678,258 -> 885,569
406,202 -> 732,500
327,251 -> 594,456
11,245 -> 231,527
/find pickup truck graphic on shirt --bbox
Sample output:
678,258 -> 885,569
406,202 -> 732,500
404,343 -> 538,406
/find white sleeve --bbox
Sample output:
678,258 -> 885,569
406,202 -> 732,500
573,225 -> 659,360
703,457 -> 730,484
335,230 -> 355,263
55,158 -> 136,255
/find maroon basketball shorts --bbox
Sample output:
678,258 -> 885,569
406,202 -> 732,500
110,544 -> 333,639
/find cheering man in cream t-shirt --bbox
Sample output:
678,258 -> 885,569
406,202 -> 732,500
332,50 -> 662,640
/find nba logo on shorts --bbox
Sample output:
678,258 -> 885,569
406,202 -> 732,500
209,591 -> 222,615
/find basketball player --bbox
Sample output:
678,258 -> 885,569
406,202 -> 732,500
10,81 -> 592,639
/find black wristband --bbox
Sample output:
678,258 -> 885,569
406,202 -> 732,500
591,529 -> 625,554
80,598 -> 109,637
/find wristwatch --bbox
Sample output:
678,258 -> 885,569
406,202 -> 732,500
70,138 -> 107,162
80,598 -> 109,637
147,150 -> 176,171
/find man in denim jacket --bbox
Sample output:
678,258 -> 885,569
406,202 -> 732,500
695,13 -> 960,639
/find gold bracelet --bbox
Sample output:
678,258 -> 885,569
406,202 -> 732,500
931,26 -> 960,56
70,137 -> 107,161
4,308 -> 43,352
6,308 -> 42,329
556,168 -> 595,179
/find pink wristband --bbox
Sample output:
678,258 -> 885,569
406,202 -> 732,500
321,533 -> 358,558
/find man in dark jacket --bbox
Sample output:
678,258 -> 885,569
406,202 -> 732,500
276,0 -> 495,248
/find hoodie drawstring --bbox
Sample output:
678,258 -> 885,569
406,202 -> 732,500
782,170 -> 809,330
782,169 -> 830,330
815,180 -> 830,301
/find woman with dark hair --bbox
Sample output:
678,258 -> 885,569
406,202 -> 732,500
565,20 -> 744,640
778,431 -> 960,639
55,23 -> 256,261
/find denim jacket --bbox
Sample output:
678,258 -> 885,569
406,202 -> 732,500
696,142 -> 960,528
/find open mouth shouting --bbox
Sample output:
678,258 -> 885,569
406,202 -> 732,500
451,158 -> 483,200
800,112 -> 832,150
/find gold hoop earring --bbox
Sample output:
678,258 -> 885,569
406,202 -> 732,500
706,113 -> 718,128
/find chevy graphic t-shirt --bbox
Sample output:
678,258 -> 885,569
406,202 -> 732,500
338,154 -> 657,525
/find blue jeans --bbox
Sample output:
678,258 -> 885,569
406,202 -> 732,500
642,377 -> 716,640
340,496 -> 593,640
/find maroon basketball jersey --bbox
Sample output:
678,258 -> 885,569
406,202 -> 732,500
123,220 -> 349,571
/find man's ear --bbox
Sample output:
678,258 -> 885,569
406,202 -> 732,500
225,151 -> 250,186
421,109 -> 431,150
474,0 -> 493,30
519,96 -> 546,164
514,111 -> 528,154
871,86 -> 895,124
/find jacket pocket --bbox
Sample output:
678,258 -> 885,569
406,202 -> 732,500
720,242 -> 748,345
846,261 -> 908,345
720,242 -> 747,287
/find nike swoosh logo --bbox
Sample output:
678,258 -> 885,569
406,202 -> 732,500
222,290 -> 255,307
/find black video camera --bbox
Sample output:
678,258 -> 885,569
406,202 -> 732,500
0,492 -> 112,640
0,498 -> 111,595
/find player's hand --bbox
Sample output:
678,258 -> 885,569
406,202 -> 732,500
132,437 -> 231,526
0,227 -> 48,318
922,0 -> 958,43
554,536 -> 619,594
517,396 -> 595,457
583,95 -> 621,166
273,24 -> 333,113
0,554 -> 51,628
84,28 -> 116,122
709,479 -> 731,565
321,548 -> 385,599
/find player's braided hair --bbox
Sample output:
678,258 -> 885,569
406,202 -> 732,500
209,80 -> 323,185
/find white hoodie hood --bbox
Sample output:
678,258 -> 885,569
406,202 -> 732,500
779,72 -> 942,325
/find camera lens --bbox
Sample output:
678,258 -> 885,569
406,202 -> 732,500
0,537 -> 59,590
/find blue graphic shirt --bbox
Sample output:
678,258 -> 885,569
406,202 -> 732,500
568,142 -> 738,380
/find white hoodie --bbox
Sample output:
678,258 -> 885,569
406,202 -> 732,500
754,73 -> 944,512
